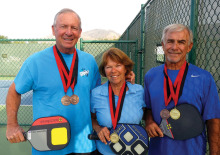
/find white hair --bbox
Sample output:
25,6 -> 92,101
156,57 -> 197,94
162,24 -> 193,45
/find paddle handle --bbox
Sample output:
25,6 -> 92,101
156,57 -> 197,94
6,132 -> 27,141
23,132 -> 27,140
88,134 -> 99,140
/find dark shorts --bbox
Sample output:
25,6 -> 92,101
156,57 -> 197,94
66,150 -> 102,155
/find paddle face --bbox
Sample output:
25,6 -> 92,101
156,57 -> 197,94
107,124 -> 148,155
24,116 -> 70,151
159,104 -> 205,140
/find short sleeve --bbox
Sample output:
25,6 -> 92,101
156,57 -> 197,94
14,58 -> 34,94
202,73 -> 220,120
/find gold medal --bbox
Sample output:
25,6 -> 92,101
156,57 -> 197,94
61,95 -> 71,106
110,132 -> 119,143
170,108 -> 181,120
70,94 -> 79,105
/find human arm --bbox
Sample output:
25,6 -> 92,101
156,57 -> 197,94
206,118 -> 220,155
91,112 -> 110,144
144,109 -> 163,138
6,82 -> 25,143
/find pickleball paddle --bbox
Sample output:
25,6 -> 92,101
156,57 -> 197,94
159,103 -> 205,140
88,124 -> 148,155
24,116 -> 71,151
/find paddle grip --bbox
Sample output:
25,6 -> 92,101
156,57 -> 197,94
88,134 -> 99,140
6,132 -> 27,141
23,132 -> 27,140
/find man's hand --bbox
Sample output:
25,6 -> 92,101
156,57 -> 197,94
145,121 -> 163,138
126,71 -> 135,84
144,109 -> 163,138
6,82 -> 24,143
6,123 -> 25,143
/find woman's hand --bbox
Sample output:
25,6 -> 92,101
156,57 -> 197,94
91,112 -> 110,144
96,126 -> 110,145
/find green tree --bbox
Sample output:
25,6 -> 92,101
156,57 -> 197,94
0,35 -> 11,44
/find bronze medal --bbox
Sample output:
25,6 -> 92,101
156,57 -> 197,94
70,94 -> 79,105
110,132 -> 119,143
170,108 -> 181,120
160,109 -> 170,119
61,95 -> 71,106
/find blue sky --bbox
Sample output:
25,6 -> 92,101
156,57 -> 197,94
0,0 -> 147,39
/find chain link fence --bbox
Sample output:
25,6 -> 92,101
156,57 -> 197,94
80,39 -> 138,83
0,3 -> 219,153
120,0 -> 220,95
0,40 -> 56,125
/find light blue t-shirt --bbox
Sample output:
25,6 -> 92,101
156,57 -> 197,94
14,46 -> 101,155
144,64 -> 220,155
91,82 -> 145,155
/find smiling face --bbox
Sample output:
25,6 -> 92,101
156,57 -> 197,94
52,12 -> 82,54
162,29 -> 193,69
104,58 -> 127,87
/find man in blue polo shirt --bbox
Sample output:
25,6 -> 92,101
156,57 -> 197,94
6,8 -> 101,155
144,24 -> 220,155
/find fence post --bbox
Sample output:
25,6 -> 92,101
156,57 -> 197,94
126,29 -> 130,55
140,4 -> 145,85
134,39 -> 138,83
189,0 -> 199,65
80,38 -> 83,51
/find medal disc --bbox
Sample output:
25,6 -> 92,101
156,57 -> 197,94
61,95 -> 71,106
70,94 -> 79,105
170,108 -> 181,120
160,109 -> 170,119
110,132 -> 119,143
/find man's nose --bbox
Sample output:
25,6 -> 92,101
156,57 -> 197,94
66,27 -> 73,35
172,42 -> 178,50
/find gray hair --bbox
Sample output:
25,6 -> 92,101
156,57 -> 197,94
53,8 -> 82,29
161,24 -> 193,45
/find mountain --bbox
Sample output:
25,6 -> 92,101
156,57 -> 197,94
44,29 -> 121,40
81,29 -> 121,40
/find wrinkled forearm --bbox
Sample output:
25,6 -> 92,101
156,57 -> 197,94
207,118 -> 220,155
6,82 -> 21,126
91,112 -> 102,133
144,109 -> 155,125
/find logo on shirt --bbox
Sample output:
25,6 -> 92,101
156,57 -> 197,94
191,74 -> 200,78
80,68 -> 89,77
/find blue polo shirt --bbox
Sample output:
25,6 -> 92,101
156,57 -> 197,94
14,46 -> 101,155
91,82 -> 145,154
144,64 -> 220,155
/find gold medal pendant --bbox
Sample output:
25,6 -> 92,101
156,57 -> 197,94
70,94 -> 79,105
170,108 -> 181,120
61,95 -> 71,106
110,132 -> 119,143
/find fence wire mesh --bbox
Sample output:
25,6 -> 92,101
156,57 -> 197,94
0,4 -> 219,155
0,40 -> 55,125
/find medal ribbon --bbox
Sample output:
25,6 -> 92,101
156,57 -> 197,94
164,61 -> 188,106
53,45 -> 78,93
108,81 -> 127,130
